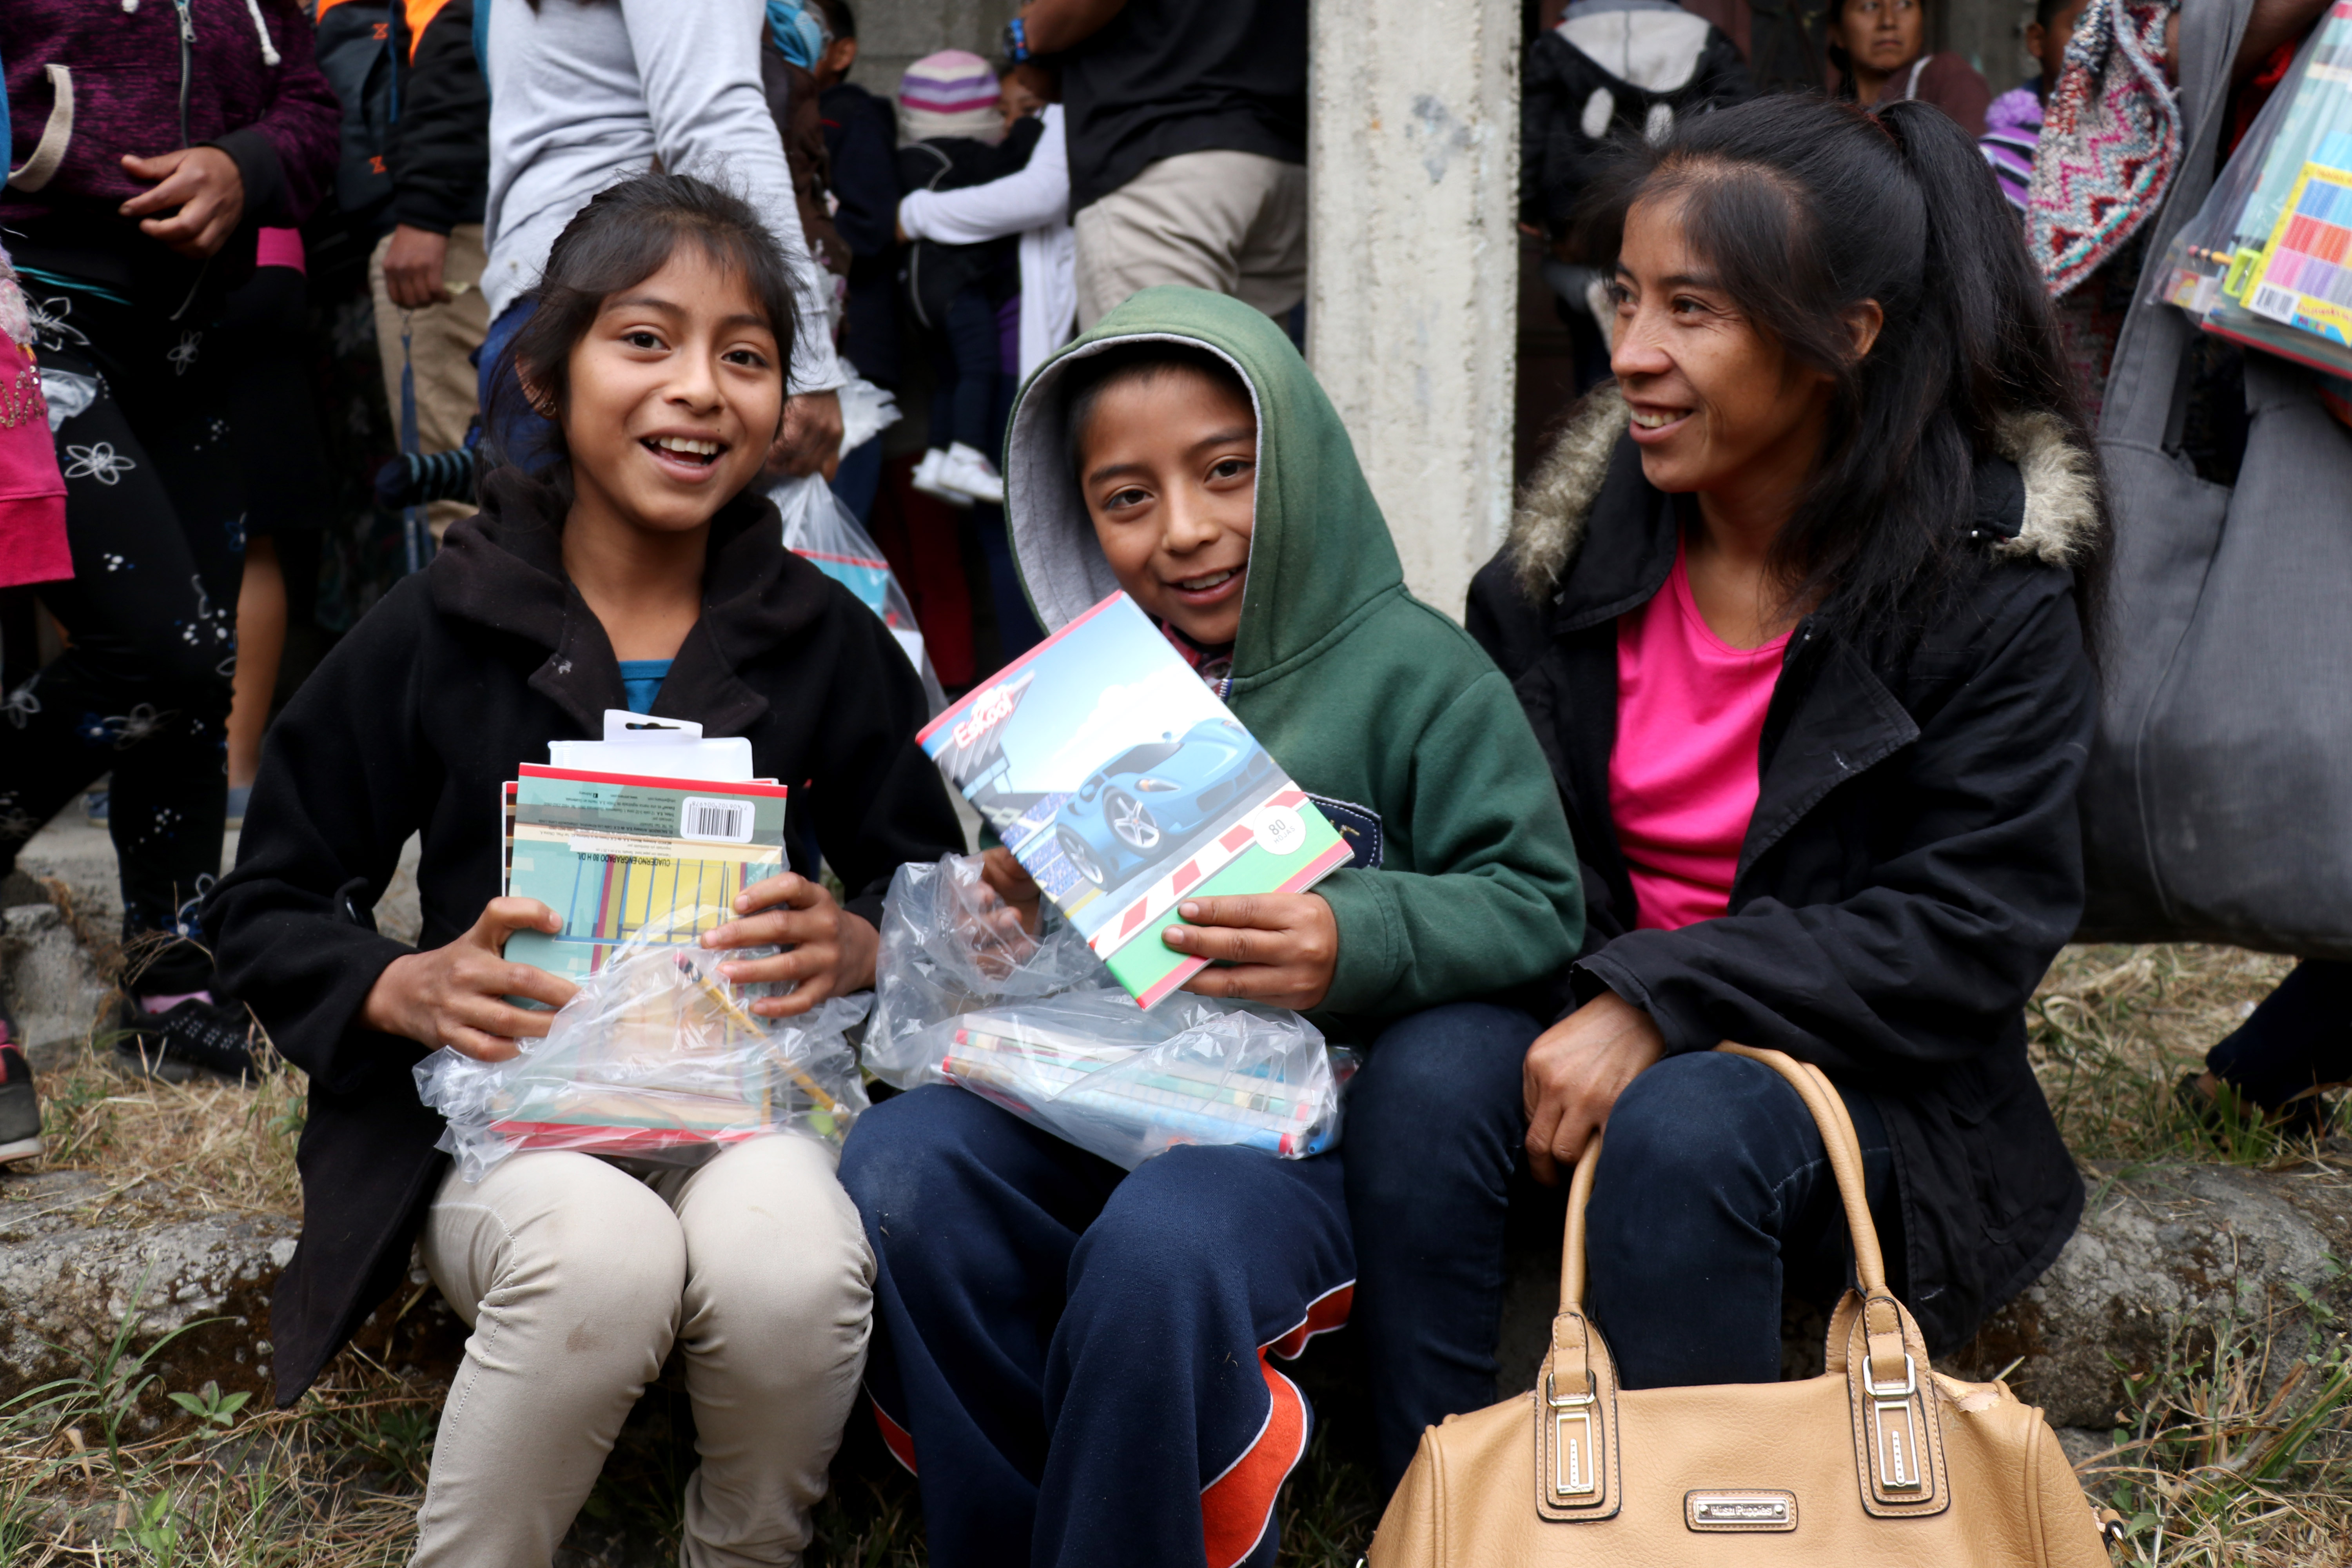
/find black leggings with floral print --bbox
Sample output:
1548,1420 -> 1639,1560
1,281 -> 243,994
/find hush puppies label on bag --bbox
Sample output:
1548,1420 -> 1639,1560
919,592 -> 1350,1007
1684,1490 -> 1798,1532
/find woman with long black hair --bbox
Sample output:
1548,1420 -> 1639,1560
1342,91 -> 2106,1487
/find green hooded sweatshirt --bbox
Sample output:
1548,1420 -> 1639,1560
1002,287 -> 1585,1032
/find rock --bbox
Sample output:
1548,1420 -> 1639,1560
1950,1157 -> 2352,1429
9,814 -> 131,943
1495,1155 -> 2352,1432
0,1168 -> 298,1414
1,900 -> 114,1070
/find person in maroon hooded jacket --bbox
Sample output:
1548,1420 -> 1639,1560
0,1 -> 338,1079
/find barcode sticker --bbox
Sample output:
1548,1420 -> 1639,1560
2250,283 -> 2303,323
679,797 -> 754,844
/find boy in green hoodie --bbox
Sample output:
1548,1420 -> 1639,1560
838,289 -> 1583,1567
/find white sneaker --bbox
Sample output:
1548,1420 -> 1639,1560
910,447 -> 973,509
935,442 -> 1005,506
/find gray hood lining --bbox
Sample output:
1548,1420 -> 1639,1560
1004,332 -> 1265,634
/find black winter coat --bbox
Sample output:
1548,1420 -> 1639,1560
1466,390 -> 2101,1355
207,469 -> 965,1404
387,0 -> 490,235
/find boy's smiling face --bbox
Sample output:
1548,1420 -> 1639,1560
1076,364 -> 1258,647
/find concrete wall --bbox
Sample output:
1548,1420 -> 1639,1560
845,0 -> 1021,103
1305,0 -> 1523,622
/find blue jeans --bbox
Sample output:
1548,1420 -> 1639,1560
1346,1014 -> 1897,1490
839,1083 -> 1353,1568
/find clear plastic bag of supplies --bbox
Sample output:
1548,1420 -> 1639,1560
864,854 -> 1351,1170
2148,1 -> 2352,407
771,471 -> 947,715
414,929 -> 870,1183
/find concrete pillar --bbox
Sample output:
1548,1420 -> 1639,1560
1306,0 -> 1523,622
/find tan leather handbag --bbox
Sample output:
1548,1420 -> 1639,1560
1366,1045 -> 2117,1566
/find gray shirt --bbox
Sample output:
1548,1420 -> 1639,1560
482,0 -> 841,393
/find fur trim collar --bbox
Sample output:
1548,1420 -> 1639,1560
1503,385 -> 2102,599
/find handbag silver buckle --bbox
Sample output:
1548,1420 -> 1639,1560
1867,1354 -> 1924,1491
1546,1367 -> 1600,1497
1546,1368 -> 1598,1407
1864,1352 -> 1917,1400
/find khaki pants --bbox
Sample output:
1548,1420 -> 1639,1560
369,223 -> 490,538
1073,149 -> 1308,329
410,1134 -> 874,1568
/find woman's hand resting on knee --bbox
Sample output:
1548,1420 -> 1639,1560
1521,991 -> 1668,1184
698,872 -> 879,1018
361,898 -> 579,1061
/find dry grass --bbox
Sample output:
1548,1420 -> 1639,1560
5,942 -> 2347,1565
2030,944 -> 2310,1162
23,1037 -> 304,1224
2069,1289 -> 2352,1568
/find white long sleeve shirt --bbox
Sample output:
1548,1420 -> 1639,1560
482,0 -> 842,394
897,105 -> 1076,385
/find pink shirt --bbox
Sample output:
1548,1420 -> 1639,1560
1609,541 -> 1789,931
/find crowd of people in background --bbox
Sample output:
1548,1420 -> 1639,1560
0,0 -> 2346,1561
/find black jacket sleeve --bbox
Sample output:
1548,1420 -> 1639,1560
825,97 -> 902,260
1574,568 -> 2095,1076
206,583 -> 443,1097
387,0 -> 490,233
803,592 -> 968,929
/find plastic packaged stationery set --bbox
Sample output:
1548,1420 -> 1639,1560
415,923 -> 869,1182
417,712 -> 865,1180
2150,0 -> 2352,409
864,855 -> 1351,1171
770,472 -> 947,715
918,592 -> 1352,1007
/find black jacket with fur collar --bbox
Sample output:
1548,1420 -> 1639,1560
208,469 -> 965,1404
1467,390 -> 2101,1355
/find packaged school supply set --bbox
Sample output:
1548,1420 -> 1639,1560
414,713 -> 867,1178
770,470 -> 949,715
917,590 -> 1352,1009
864,853 -> 1350,1171
2149,0 -> 2352,417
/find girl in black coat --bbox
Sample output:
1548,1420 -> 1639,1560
1355,95 -> 2106,1486
207,175 -> 964,1562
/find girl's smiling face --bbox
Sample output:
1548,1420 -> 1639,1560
558,245 -> 784,537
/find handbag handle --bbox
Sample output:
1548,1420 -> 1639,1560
1559,1043 -> 1886,1311
1544,1043 -> 1949,1518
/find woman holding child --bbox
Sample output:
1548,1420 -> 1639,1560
1345,91 -> 2104,1491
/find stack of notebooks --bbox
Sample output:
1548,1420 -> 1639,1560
918,591 -> 1352,1009
477,713 -> 855,1154
904,591 -> 1351,1163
